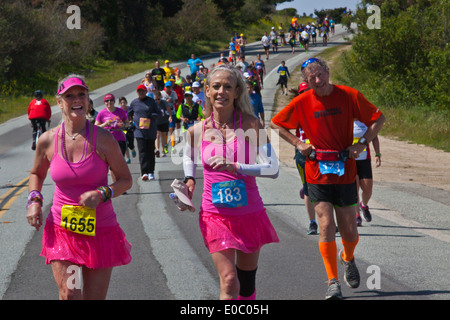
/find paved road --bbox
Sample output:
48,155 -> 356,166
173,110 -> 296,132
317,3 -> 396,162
1,25 -> 450,304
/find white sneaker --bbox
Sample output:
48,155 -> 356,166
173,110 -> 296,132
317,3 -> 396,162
148,173 -> 155,180
141,174 -> 149,181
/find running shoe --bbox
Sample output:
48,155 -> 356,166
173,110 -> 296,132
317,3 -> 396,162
356,213 -> 362,226
31,142 -> 36,150
148,173 -> 155,180
155,150 -> 160,158
126,158 -> 131,164
164,144 -> 169,154
131,149 -> 136,158
339,250 -> 360,288
325,278 -> 343,300
141,174 -> 149,181
360,202 -> 372,222
307,221 -> 318,235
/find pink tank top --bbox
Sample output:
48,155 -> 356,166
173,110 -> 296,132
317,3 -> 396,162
201,112 -> 264,215
49,121 -> 117,227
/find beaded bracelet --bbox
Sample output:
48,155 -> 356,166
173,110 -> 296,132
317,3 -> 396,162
96,186 -> 113,202
27,190 -> 43,209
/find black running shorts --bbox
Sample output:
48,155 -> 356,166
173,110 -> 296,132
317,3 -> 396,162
308,182 -> 357,207
356,158 -> 373,179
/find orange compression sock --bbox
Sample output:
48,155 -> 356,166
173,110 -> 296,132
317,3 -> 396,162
341,235 -> 359,262
318,241 -> 338,282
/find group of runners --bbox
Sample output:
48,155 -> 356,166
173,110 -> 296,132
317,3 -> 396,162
25,21 -> 385,301
259,16 -> 336,60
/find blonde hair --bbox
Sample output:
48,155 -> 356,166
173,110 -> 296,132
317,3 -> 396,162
56,73 -> 86,97
203,65 -> 255,118
55,74 -> 88,124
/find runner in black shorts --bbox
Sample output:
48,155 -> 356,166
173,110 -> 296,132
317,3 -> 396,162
354,124 -> 381,225
271,57 -> 386,300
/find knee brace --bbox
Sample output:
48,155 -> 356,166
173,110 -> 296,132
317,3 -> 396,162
236,266 -> 257,297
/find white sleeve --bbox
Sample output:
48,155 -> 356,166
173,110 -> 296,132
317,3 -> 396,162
183,139 -> 198,178
237,143 -> 279,179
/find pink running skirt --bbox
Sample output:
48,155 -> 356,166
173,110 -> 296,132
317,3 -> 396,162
41,219 -> 132,269
199,209 -> 279,254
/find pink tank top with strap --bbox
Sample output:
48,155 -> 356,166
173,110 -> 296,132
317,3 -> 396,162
49,120 -> 118,228
201,112 -> 264,215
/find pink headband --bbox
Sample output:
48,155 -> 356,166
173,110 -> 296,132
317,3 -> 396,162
57,77 -> 89,95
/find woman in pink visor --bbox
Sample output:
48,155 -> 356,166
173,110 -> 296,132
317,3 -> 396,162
26,74 -> 133,300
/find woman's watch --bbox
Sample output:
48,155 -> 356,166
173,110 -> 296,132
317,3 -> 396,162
183,176 -> 196,185
358,137 -> 368,146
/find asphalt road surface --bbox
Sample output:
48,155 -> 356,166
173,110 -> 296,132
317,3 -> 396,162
1,25 -> 450,306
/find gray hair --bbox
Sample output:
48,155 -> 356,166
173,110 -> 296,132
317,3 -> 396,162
301,58 -> 329,81
203,65 -> 255,118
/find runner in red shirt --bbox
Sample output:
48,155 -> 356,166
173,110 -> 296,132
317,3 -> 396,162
271,57 -> 385,299
28,90 -> 52,150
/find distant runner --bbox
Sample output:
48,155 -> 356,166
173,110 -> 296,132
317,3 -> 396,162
261,31 -> 271,60
28,90 -> 51,150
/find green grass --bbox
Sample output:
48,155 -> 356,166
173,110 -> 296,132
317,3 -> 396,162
380,106 -> 449,151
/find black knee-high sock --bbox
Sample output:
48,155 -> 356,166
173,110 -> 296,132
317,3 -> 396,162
236,266 -> 257,297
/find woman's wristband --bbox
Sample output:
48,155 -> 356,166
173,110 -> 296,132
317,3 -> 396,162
183,176 -> 196,185
96,186 -> 113,202
27,190 -> 43,209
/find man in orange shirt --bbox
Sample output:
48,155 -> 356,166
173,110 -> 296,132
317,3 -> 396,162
271,58 -> 385,299
28,90 -> 52,150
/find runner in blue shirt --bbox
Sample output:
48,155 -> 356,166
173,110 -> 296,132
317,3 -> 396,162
229,38 -> 237,65
276,61 -> 290,95
246,80 -> 264,127
187,54 -> 203,79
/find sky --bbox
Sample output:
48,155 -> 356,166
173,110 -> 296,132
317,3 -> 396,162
276,0 -> 361,16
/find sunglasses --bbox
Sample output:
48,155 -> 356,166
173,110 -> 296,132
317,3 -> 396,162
105,99 -> 115,103
301,58 -> 319,70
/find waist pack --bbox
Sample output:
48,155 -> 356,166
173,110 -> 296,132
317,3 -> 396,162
309,149 -> 349,162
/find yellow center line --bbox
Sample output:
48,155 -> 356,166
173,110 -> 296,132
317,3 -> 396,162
0,176 -> 30,220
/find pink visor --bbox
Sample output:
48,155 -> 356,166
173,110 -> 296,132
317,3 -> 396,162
57,77 -> 89,95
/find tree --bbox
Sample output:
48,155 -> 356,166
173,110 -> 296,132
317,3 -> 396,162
0,0 -> 103,92
341,0 -> 449,109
